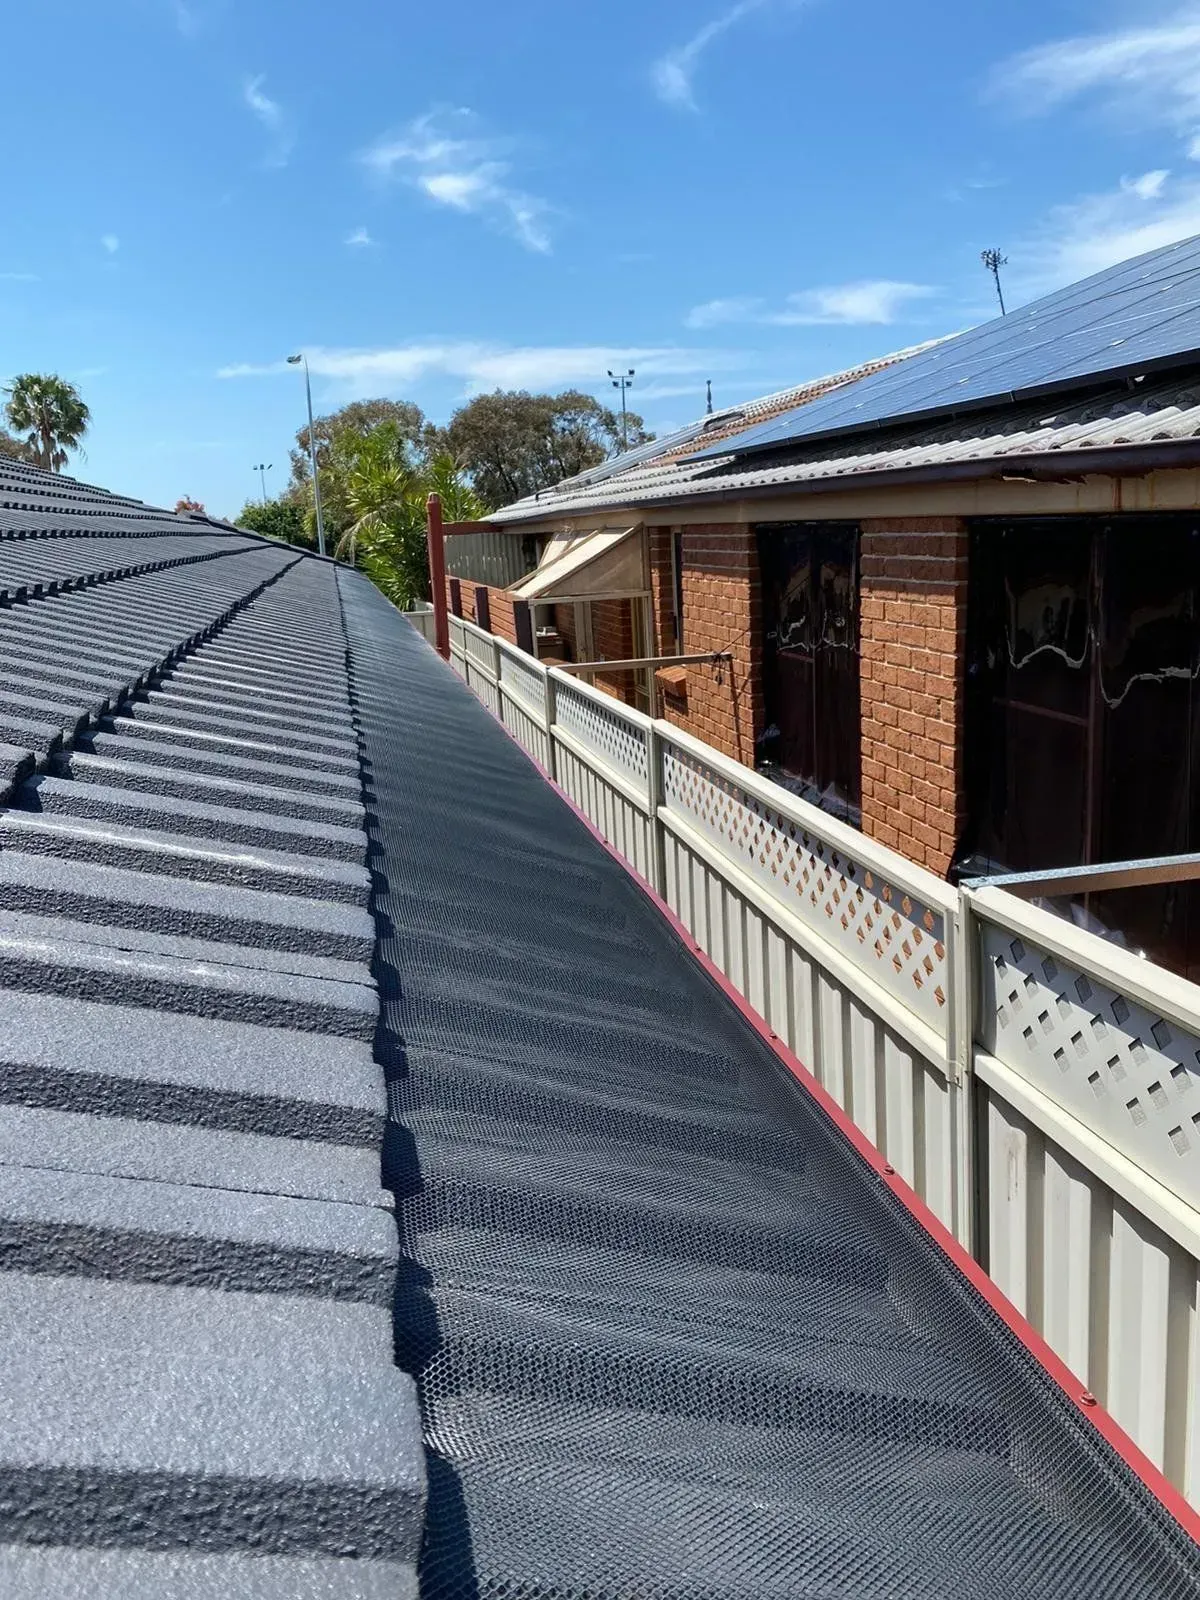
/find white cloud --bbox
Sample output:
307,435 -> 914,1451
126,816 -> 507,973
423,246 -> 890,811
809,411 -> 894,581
990,10 -> 1200,151
0,271 -> 37,282
1125,168 -> 1170,199
218,341 -> 739,399
652,0 -> 782,110
243,74 -> 294,168
1006,169 -> 1200,299
360,110 -> 552,252
345,227 -> 374,247
101,234 -> 120,254
171,1 -> 199,36
687,296 -> 764,328
687,280 -> 936,328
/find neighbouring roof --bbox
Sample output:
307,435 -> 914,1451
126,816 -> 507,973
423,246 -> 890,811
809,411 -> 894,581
0,456 -> 423,1594
487,370 -> 1200,524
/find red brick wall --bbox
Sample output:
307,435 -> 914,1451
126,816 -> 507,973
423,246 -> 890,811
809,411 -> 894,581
649,524 -> 762,764
444,577 -> 518,645
859,519 -> 968,875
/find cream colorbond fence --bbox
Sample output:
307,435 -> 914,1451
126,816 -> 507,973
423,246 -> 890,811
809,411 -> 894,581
447,613 -> 1200,1505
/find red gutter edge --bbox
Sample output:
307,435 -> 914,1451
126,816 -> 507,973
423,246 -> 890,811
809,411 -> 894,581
432,646 -> 1200,1546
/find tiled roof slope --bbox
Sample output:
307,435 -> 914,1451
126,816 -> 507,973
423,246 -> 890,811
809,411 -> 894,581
487,342 -> 939,523
488,366 -> 1200,526
0,459 -> 423,1597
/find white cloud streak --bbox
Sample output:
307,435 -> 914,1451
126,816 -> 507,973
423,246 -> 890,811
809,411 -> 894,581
171,1 -> 199,36
1012,168 -> 1200,295
990,10 -> 1200,149
360,111 -> 552,252
0,271 -> 38,282
653,0 -> 808,110
243,75 -> 294,169
652,1 -> 767,110
687,280 -> 936,328
218,342 -> 739,399
345,227 -> 374,247
101,234 -> 120,255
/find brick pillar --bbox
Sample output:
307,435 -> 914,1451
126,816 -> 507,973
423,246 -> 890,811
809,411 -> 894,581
859,519 -> 968,876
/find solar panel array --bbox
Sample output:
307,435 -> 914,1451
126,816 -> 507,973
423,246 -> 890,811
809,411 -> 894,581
687,232 -> 1200,460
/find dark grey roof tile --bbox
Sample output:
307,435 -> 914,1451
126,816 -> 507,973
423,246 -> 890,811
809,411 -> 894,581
0,1105 -> 388,1207
0,812 -> 371,904
0,1273 -> 424,1560
0,849 -> 373,958
0,1162 -> 397,1303
0,1545 -> 417,1600
0,915 -> 377,1036
0,989 -> 384,1142
16,775 -> 366,861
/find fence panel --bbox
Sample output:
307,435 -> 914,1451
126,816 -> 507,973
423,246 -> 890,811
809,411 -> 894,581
462,621 -> 500,716
977,1057 -> 1200,1500
659,724 -> 956,1052
661,819 -> 961,1238
447,613 -> 468,679
496,640 -> 552,770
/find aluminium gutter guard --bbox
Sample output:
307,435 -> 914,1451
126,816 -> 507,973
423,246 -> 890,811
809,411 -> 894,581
341,574 -> 1200,1600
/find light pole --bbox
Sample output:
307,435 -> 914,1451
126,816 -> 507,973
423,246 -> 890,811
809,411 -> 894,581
608,368 -> 635,452
287,353 -> 326,557
252,462 -> 272,503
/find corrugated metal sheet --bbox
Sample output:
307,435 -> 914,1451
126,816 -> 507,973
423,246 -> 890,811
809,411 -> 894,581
444,529 -> 538,588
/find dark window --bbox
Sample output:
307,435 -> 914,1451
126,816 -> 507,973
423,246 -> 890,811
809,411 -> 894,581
756,523 -> 861,824
961,515 -> 1200,975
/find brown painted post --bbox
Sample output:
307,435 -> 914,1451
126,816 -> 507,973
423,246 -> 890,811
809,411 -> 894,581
513,599 -> 534,656
475,586 -> 492,632
426,493 -> 449,658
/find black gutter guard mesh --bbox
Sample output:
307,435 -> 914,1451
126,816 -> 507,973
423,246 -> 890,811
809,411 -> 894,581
339,571 -> 1200,1600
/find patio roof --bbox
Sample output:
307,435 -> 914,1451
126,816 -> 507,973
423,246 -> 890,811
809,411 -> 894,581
508,522 -> 645,602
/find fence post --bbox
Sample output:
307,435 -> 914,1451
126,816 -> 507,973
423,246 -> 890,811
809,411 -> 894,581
646,722 -> 668,899
545,670 -> 559,783
426,493 -> 449,658
950,889 -> 979,1256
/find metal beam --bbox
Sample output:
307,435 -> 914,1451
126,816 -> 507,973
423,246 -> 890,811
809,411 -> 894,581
966,851 -> 1200,899
554,651 -> 732,674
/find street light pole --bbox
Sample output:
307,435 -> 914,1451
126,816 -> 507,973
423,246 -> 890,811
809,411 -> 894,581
252,462 -> 272,503
287,354 -> 326,557
607,368 -> 635,452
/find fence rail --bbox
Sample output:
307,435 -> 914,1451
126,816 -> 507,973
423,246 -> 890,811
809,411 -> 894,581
446,611 -> 1200,1508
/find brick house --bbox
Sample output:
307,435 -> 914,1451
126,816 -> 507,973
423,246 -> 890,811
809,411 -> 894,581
438,235 -> 1200,975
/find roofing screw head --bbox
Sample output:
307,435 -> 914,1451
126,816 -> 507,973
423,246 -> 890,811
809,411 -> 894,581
883,1163 -> 896,1175
1080,1391 -> 1097,1406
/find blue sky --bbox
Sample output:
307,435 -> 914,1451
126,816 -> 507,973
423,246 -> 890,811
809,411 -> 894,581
3,0 -> 1200,517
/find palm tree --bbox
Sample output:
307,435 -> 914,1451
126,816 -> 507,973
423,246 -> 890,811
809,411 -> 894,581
4,374 -> 90,473
334,423 -> 413,566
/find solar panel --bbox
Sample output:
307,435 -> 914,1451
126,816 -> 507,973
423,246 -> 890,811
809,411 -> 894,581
550,414 -> 716,494
686,232 -> 1200,461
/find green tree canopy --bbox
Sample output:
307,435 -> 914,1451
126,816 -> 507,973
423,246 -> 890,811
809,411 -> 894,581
4,374 -> 90,473
288,398 -> 431,491
443,389 -> 652,508
234,497 -> 313,548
